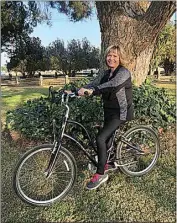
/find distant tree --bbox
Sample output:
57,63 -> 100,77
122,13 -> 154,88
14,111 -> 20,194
37,54 -> 51,73
163,58 -> 175,75
7,57 -> 19,73
80,38 -> 92,69
1,66 -> 7,72
87,46 -> 100,69
50,56 -> 61,72
67,39 -> 82,74
80,38 -> 100,70
7,36 -> 46,76
48,39 -> 68,74
150,21 -> 176,75
48,38 -> 100,75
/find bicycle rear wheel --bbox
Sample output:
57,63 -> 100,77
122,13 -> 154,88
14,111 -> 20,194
13,144 -> 77,206
116,125 -> 160,176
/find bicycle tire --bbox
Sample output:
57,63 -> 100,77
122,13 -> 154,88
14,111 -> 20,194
13,144 -> 77,206
116,125 -> 160,177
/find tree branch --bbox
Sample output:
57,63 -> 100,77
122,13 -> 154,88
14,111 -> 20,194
143,1 -> 176,27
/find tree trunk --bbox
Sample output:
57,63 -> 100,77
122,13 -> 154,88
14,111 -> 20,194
93,1 -> 176,86
132,46 -> 154,85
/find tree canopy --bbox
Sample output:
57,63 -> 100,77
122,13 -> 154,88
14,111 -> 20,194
47,1 -> 93,22
1,1 -> 49,52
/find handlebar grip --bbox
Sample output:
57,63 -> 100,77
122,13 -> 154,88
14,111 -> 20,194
48,86 -> 53,98
70,86 -> 79,96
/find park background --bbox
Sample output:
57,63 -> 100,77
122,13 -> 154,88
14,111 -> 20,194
1,1 -> 176,223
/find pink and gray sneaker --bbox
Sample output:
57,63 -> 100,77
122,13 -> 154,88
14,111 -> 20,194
86,173 -> 108,190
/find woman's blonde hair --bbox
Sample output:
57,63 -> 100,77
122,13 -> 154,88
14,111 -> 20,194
104,45 -> 127,68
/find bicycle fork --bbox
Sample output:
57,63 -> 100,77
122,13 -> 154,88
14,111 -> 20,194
44,140 -> 62,178
45,103 -> 70,178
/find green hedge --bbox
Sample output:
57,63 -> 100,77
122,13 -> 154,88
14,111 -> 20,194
6,78 -> 176,140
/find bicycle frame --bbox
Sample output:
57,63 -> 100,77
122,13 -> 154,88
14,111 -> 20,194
45,92 -> 144,177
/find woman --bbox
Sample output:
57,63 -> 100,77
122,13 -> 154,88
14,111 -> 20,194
66,45 -> 133,190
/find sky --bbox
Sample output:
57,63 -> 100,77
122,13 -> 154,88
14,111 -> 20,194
31,10 -> 101,47
1,7 -> 176,67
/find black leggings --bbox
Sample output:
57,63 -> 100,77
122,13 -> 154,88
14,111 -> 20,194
96,118 -> 124,174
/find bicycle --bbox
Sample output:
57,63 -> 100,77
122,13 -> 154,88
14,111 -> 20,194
13,87 -> 160,206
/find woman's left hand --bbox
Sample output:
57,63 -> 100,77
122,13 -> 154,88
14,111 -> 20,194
86,89 -> 94,95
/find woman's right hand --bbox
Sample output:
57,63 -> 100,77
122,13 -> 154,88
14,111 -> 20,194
64,90 -> 72,94
78,88 -> 93,96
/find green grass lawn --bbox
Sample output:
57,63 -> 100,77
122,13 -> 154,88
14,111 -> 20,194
2,86 -> 49,119
154,82 -> 176,101
1,85 -> 176,223
154,82 -> 176,90
2,86 -> 61,126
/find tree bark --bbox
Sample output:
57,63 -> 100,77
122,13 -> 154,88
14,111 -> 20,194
92,1 -> 176,86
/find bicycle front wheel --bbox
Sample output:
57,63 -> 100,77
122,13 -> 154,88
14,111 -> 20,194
13,144 -> 77,206
116,125 -> 160,177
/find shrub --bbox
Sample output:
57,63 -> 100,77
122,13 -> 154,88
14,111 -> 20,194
133,83 -> 176,129
6,79 -> 176,140
6,97 -> 52,140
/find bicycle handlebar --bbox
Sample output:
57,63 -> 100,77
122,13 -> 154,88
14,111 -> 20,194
48,86 -> 90,104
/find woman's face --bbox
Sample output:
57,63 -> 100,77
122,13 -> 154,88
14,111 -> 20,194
106,49 -> 120,69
